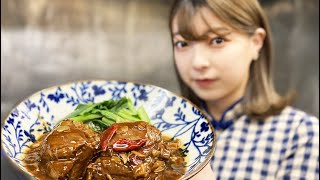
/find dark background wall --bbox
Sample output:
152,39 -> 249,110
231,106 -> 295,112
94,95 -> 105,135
1,0 -> 318,179
262,0 -> 319,117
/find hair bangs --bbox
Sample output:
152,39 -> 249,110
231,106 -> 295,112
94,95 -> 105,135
174,3 -> 231,41
174,4 -> 202,41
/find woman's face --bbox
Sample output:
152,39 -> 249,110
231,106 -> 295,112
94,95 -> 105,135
172,7 -> 264,105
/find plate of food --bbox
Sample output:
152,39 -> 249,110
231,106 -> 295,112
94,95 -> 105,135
1,80 -> 216,179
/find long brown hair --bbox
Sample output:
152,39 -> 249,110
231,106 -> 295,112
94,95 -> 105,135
169,0 -> 295,119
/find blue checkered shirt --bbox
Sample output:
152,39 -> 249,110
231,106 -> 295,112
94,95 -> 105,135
201,100 -> 319,180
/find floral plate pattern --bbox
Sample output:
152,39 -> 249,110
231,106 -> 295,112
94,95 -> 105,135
1,80 -> 216,179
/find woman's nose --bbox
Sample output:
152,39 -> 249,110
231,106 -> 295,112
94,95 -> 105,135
192,46 -> 210,70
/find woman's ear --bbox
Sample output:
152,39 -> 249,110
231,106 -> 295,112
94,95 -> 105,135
251,28 -> 266,60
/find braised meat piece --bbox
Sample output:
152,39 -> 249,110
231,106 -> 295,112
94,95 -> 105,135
23,120 -> 100,179
109,121 -> 162,146
86,156 -> 133,180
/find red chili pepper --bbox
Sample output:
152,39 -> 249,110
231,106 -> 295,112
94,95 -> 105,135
112,138 -> 147,152
100,124 -> 118,151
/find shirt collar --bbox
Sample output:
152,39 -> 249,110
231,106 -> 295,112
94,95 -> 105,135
200,97 -> 244,131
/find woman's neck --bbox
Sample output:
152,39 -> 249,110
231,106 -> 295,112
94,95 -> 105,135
205,95 -> 243,121
206,101 -> 227,121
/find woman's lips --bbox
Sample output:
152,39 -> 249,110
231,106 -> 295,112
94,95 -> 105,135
194,79 -> 217,88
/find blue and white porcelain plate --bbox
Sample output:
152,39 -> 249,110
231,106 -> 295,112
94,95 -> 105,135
1,80 -> 216,179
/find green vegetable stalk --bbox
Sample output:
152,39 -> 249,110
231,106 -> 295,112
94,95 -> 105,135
61,97 -> 152,132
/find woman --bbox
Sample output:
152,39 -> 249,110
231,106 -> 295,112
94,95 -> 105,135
169,0 -> 319,179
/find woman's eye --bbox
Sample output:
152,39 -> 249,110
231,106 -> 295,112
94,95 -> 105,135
210,37 -> 225,45
174,41 -> 188,48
